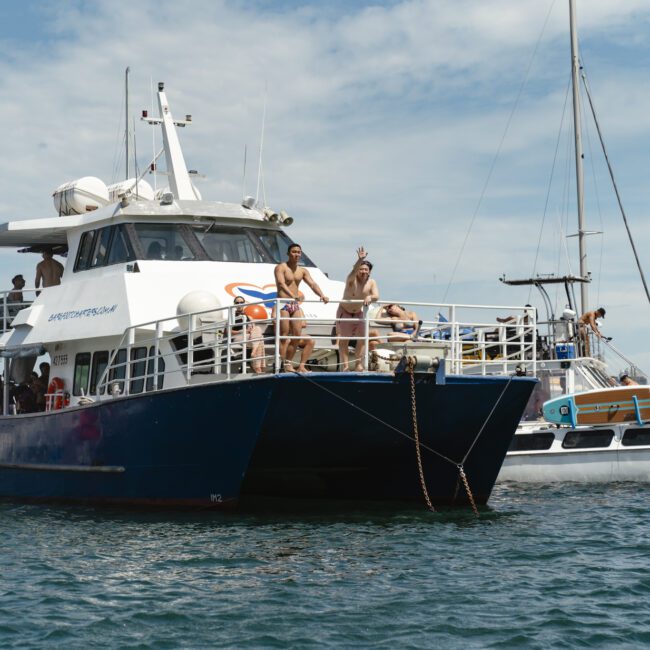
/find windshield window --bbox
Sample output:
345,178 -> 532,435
255,229 -> 315,266
192,226 -> 265,263
133,224 -> 199,261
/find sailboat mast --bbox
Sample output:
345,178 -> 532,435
125,66 -> 130,180
569,0 -> 588,313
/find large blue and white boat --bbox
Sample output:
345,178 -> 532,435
0,82 -> 536,509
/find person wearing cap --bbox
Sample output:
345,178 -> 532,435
578,307 -> 606,355
6,274 -> 26,323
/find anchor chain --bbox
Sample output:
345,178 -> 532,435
408,356 -> 479,517
458,464 -> 479,517
407,357 -> 435,513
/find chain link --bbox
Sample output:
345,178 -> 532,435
407,357 -> 435,513
409,356 -> 479,517
458,464 -> 479,517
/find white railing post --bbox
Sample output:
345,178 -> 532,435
226,307 -> 233,380
274,299 -> 281,373
363,303 -> 370,371
125,328 -> 134,395
186,314 -> 193,383
154,320 -> 162,391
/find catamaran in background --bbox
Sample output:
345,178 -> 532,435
493,0 -> 650,482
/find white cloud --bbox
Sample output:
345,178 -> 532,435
0,0 -> 649,366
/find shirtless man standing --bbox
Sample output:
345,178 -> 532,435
274,243 -> 329,371
578,307 -> 606,356
337,247 -> 379,371
35,250 -> 64,291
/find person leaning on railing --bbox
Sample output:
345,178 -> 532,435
336,247 -> 379,372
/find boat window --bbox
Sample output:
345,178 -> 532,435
622,428 -> 650,447
90,227 -> 113,268
193,226 -> 265,263
106,225 -> 136,265
255,229 -> 315,266
145,347 -> 165,391
75,231 -> 97,272
90,351 -> 109,395
508,432 -> 555,452
73,352 -> 91,396
129,347 -> 148,394
133,224 -> 199,261
562,429 -> 614,449
108,348 -> 127,394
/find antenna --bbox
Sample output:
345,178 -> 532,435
132,116 -> 139,197
125,66 -> 130,179
255,88 -> 267,205
150,77 -> 157,192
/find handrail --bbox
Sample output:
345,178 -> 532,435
91,298 -> 539,398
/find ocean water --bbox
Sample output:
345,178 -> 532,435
1,483 -> 649,648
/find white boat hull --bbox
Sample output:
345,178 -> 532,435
498,423 -> 650,483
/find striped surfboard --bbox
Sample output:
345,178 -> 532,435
543,386 -> 650,427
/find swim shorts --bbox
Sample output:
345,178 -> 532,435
336,306 -> 364,338
281,301 -> 301,315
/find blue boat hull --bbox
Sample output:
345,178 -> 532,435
0,379 -> 274,507
243,372 -> 537,506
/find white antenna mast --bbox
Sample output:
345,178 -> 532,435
255,89 -> 267,206
150,77 -> 157,192
125,66 -> 130,179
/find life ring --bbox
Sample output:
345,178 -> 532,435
46,377 -> 65,411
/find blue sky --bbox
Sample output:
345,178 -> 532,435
0,0 -> 649,369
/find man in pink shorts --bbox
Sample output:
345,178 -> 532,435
336,247 -> 379,371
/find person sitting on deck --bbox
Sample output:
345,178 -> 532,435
381,304 -> 420,342
232,297 -> 266,374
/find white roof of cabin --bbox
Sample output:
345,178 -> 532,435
0,199 -> 266,248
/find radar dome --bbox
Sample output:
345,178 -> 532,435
176,291 -> 222,331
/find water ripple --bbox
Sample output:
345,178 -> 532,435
1,484 -> 650,647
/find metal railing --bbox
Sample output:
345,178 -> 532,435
91,299 -> 537,397
0,289 -> 39,332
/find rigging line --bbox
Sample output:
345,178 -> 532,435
110,81 -> 128,185
461,375 -> 514,465
528,74 -> 572,304
284,371 -> 458,465
581,71 -> 650,306
442,0 -> 557,303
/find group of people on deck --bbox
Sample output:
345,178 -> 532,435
236,243 -> 417,373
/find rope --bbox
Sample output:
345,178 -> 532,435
285,367 -> 456,464
286,362 -> 515,516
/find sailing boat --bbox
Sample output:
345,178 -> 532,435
497,0 -> 650,483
